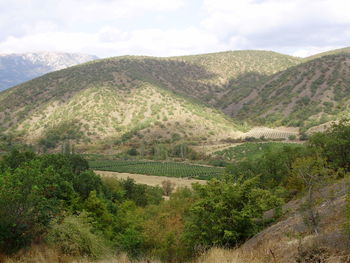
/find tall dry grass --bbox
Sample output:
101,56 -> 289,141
0,245 -> 161,263
194,244 -> 275,263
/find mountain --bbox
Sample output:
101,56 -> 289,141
0,56 -> 248,151
0,52 -> 98,91
168,50 -> 301,105
223,53 -> 350,131
1,47 -> 350,151
305,46 -> 350,61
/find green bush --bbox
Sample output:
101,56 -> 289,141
47,213 -> 111,259
184,179 -> 282,252
0,160 -> 74,253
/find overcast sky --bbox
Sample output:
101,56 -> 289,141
0,0 -> 349,58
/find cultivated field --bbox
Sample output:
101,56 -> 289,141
89,160 -> 224,180
242,126 -> 299,139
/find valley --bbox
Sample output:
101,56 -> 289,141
0,46 -> 350,263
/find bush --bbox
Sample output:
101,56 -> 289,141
162,180 -> 175,196
0,161 -> 73,254
288,134 -> 297,140
184,179 -> 282,252
47,213 -> 111,259
127,148 -> 139,156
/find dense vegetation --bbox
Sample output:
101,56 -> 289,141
214,142 -> 304,161
1,120 -> 349,262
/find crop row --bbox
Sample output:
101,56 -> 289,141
89,160 -> 224,180
243,128 -> 297,139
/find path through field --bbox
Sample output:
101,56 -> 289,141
95,170 -> 207,189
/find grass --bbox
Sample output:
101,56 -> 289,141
89,160 -> 224,180
0,245 -> 159,263
214,142 -> 304,161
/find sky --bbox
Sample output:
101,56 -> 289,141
0,0 -> 350,58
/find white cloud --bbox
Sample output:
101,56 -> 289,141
292,46 -> 344,57
0,0 -> 350,57
201,0 -> 350,51
0,26 -> 222,58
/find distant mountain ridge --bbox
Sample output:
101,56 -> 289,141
0,52 -> 98,91
0,47 -> 350,151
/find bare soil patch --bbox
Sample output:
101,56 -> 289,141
95,170 -> 206,189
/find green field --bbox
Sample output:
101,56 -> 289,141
214,142 -> 304,161
89,160 -> 224,180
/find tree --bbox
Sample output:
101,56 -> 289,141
309,119 -> 350,172
0,161 -> 74,253
162,180 -> 175,196
289,156 -> 330,234
183,179 -> 282,253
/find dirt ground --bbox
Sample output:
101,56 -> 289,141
95,170 -> 207,189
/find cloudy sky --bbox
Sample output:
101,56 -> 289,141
0,0 -> 350,58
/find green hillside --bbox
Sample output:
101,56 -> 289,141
172,50 -> 301,105
0,56 -> 247,151
305,46 -> 350,61
222,54 -> 350,131
2,48 -> 350,151
0,50 -> 303,151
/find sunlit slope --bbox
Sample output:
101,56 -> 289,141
305,46 -> 350,61
0,56 -> 245,148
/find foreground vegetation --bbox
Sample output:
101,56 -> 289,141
0,119 -> 350,262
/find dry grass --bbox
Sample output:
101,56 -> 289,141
0,245 -> 160,263
194,245 -> 274,263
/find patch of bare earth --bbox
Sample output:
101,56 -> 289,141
95,170 -> 206,189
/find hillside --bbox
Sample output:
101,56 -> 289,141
222,53 -> 350,131
0,57 -> 246,151
305,46 -> 350,61
170,50 -> 301,105
2,48 -> 350,150
0,52 -> 98,91
0,50 -> 305,151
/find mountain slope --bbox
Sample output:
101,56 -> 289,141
5,49 -> 349,150
0,52 -> 98,91
169,50 -> 301,105
305,46 -> 350,61
223,54 -> 350,130
0,56 -> 247,150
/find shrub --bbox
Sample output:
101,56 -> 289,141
0,161 -> 73,254
47,213 -> 111,259
288,134 -> 297,140
127,148 -> 139,156
162,180 -> 175,196
184,179 -> 282,252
